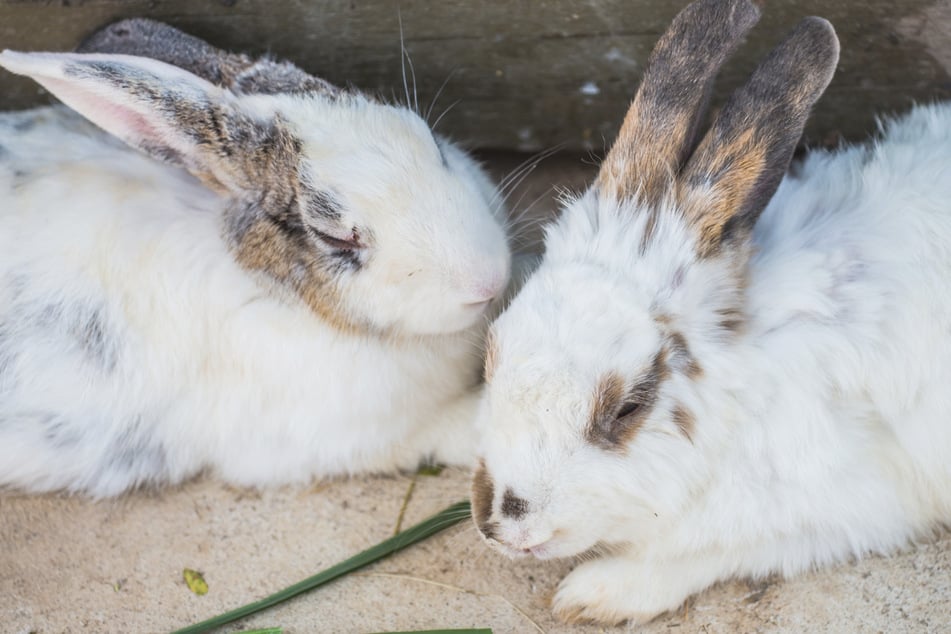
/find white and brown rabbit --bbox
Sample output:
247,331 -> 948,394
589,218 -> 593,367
472,0 -> 951,624
0,20 -> 511,496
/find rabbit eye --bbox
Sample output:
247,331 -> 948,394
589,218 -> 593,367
309,226 -> 363,251
616,400 -> 642,420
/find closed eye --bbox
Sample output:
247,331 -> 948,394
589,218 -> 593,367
309,226 -> 363,251
615,400 -> 641,419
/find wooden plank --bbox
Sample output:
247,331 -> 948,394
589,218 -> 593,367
0,0 -> 949,151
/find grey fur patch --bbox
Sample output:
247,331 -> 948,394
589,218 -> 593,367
306,188 -> 343,220
5,298 -> 120,373
69,308 -> 119,372
0,329 -> 15,395
100,416 -> 167,484
500,488 -> 528,520
12,117 -> 35,132
39,413 -> 84,449
78,18 -> 340,97
62,59 -> 220,173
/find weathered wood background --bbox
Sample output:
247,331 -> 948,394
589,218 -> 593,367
1,0 -> 949,151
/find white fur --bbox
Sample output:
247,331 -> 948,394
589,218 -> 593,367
0,49 -> 510,496
477,102 -> 951,623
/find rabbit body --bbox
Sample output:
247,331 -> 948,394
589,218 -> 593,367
0,30 -> 509,496
472,0 -> 951,624
605,101 -> 951,619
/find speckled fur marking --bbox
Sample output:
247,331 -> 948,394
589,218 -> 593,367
500,487 -> 529,520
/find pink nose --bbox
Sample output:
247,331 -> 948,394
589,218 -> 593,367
467,274 -> 507,304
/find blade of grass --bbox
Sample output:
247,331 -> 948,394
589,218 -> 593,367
369,630 -> 491,634
171,500 -> 472,634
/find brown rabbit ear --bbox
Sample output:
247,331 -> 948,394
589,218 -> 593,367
597,0 -> 761,205
77,18 -> 339,96
678,17 -> 840,257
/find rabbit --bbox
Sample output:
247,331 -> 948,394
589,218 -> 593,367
470,0 -> 951,625
0,20 -> 513,497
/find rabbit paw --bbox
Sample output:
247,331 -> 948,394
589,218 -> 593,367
552,557 -> 690,626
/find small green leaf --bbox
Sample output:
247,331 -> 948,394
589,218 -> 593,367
417,464 -> 444,477
183,568 -> 209,596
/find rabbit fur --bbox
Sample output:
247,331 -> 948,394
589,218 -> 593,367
0,20 -> 511,496
472,0 -> 951,625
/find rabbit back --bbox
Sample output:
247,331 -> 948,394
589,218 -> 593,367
749,101 -> 951,484
0,106 -> 229,494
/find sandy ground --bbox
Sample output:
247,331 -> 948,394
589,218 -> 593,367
2,155 -> 950,634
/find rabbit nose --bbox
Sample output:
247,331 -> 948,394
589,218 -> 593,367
467,254 -> 510,302
466,274 -> 506,305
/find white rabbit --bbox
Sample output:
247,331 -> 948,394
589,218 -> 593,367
0,20 -> 511,497
472,0 -> 951,625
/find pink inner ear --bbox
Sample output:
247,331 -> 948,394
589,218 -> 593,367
37,75 -> 171,154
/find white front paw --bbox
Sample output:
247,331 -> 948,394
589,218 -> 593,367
552,557 -> 692,626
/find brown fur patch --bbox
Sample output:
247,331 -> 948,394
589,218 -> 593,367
586,371 -> 626,443
585,351 -> 668,452
670,403 -> 696,442
483,329 -> 499,383
677,128 -> 768,257
471,459 -> 497,539
233,217 -> 361,334
596,0 -> 761,205
716,305 -> 745,334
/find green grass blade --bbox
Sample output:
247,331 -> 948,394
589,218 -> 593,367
369,630 -> 491,634
171,500 -> 472,634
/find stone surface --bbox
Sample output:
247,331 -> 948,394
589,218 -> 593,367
2,469 -> 949,634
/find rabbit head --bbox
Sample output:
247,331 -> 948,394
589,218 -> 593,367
0,22 -> 510,337
472,0 -> 839,560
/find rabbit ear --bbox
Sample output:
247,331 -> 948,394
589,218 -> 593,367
596,0 -> 760,205
0,50 -> 297,194
678,17 -> 840,257
77,19 -> 338,96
